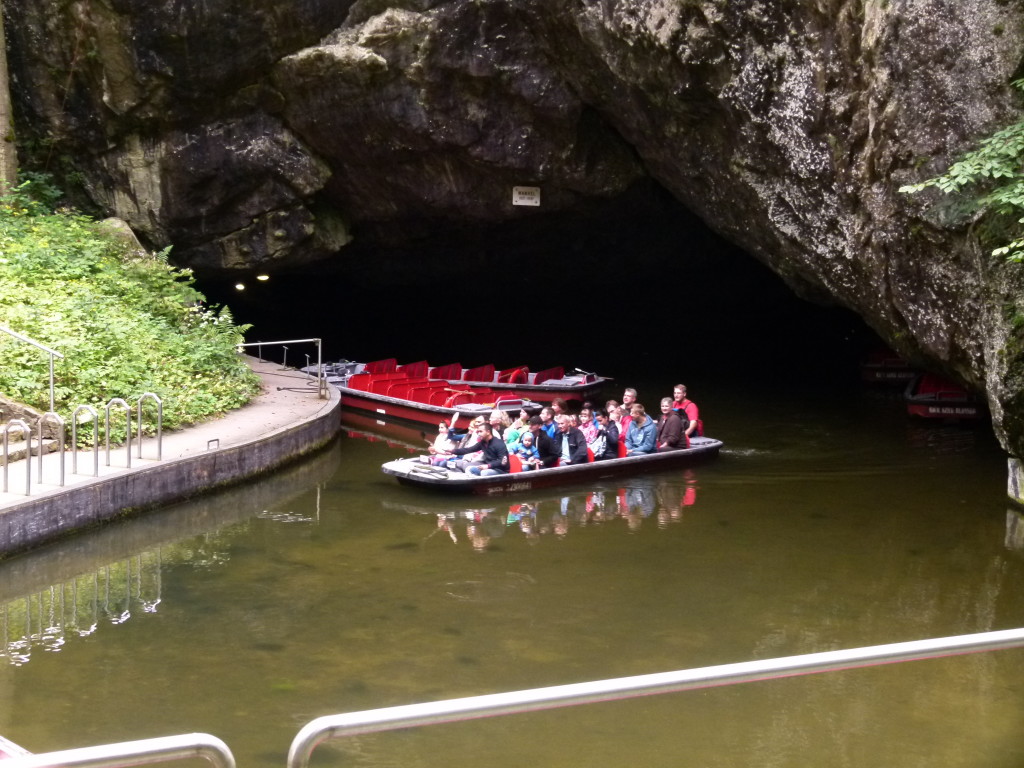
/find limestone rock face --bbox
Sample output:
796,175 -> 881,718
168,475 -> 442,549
6,0 -> 1024,453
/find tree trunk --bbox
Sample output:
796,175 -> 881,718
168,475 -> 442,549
0,2 -> 18,195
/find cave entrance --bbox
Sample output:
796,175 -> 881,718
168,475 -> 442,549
195,185 -> 875,389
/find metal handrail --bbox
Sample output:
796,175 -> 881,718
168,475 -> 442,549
1,733 -> 235,768
36,412 -> 65,487
287,627 -> 1024,768
71,405 -> 100,477
2,419 -> 32,495
0,325 -> 65,412
104,399 -> 131,468
237,338 -> 325,399
136,393 -> 163,460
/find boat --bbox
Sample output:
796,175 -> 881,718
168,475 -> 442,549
331,365 -> 531,428
904,373 -> 986,421
315,358 -> 609,403
380,436 -> 723,496
861,347 -> 917,385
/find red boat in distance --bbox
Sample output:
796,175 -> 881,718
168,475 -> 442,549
861,347 -> 917,385
317,358 -> 608,403
904,373 -> 986,421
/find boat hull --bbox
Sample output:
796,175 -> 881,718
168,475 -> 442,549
904,374 -> 986,422
337,386 -> 526,428
381,437 -> 723,496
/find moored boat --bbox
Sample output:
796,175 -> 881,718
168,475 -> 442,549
381,436 -> 723,496
315,358 -> 609,403
333,367 -> 529,428
861,347 -> 917,385
904,373 -> 986,421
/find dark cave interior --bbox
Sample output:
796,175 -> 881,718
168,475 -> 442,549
196,186 -> 877,389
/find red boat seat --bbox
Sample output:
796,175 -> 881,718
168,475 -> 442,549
406,385 -> 443,405
369,373 -> 407,394
445,392 -> 475,408
498,366 -> 529,384
916,373 -> 967,400
617,441 -> 627,458
428,363 -> 462,380
428,390 -> 452,406
345,373 -> 374,392
387,378 -> 431,399
397,360 -> 429,378
508,454 -> 523,473
533,366 -> 564,384
462,364 -> 496,383
364,358 -> 397,374
587,447 -> 595,462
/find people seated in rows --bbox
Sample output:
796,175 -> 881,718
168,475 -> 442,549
625,404 -> 656,455
554,414 -> 589,465
449,421 -> 509,475
512,430 -> 542,470
656,397 -> 686,451
671,384 -> 700,440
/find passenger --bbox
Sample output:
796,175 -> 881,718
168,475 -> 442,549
528,415 -> 560,468
593,407 -> 618,460
450,422 -> 509,475
512,431 -> 542,470
504,407 -> 535,447
553,414 -> 589,465
621,388 -> 638,412
551,397 -> 570,417
422,420 -> 457,465
624,404 -> 657,456
671,384 -> 701,440
488,409 -> 511,440
539,406 -> 558,440
578,407 -> 598,444
655,397 -> 685,451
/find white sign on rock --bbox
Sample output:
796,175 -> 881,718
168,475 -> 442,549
512,186 -> 541,207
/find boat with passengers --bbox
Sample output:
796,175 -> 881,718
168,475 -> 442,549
316,358 -> 608,403
381,436 -> 722,496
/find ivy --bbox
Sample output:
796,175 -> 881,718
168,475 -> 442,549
900,79 -> 1024,263
0,181 -> 261,443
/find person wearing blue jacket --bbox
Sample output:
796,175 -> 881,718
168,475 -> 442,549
624,404 -> 657,455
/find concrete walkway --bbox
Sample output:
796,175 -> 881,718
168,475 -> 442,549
0,357 -> 341,559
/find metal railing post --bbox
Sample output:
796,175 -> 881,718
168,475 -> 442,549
2,419 -> 32,495
236,338 -> 326,399
36,412 -> 66,487
2,733 -> 236,768
72,405 -> 100,477
136,393 -> 163,461
0,325 -> 65,412
287,627 -> 1024,768
104,399 -> 131,468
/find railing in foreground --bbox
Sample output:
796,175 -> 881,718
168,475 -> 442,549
4,630 -> 1023,768
287,627 -> 1024,768
2,733 -> 235,768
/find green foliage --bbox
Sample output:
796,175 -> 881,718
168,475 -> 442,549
0,191 -> 261,444
900,79 -> 1024,263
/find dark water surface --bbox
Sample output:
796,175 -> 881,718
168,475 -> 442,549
2,368 -> 1023,768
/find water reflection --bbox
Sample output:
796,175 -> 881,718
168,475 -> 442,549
1,554 -> 162,666
385,469 -> 704,549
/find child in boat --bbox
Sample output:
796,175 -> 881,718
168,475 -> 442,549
422,420 -> 457,465
513,430 -> 542,470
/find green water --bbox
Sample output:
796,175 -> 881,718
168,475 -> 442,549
1,378 -> 1023,768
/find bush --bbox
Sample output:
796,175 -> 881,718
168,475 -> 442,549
0,181 -> 261,443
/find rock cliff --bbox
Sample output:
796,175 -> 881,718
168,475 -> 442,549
6,0 -> 1024,454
